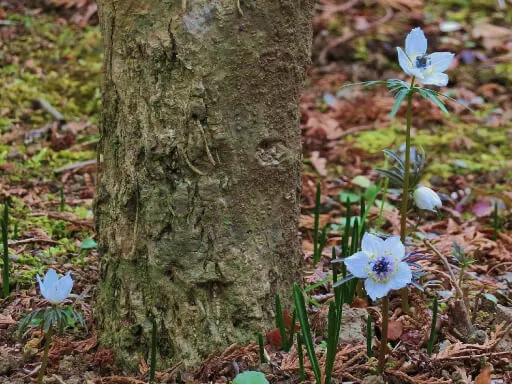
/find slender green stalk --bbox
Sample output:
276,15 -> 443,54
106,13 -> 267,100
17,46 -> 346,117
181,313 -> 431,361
313,182 -> 321,264
359,195 -> 366,235
293,283 -> 321,383
377,158 -> 389,230
275,294 -> 290,351
38,326 -> 53,384
60,185 -> 65,212
493,201 -> 499,241
257,332 -> 266,363
427,296 -> 438,357
2,203 -> 9,298
324,301 -> 337,384
366,315 -> 373,359
458,266 -> 465,291
297,333 -> 306,382
377,296 -> 389,374
176,370 -> 182,384
399,77 -> 416,242
150,318 -> 157,383
398,79 -> 416,315
332,248 -> 344,346
287,310 -> 297,349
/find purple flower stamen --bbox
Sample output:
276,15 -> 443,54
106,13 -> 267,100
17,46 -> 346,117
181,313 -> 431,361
372,256 -> 391,276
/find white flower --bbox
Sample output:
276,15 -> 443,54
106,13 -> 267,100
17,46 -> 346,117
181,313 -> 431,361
344,233 -> 412,300
414,186 -> 442,211
397,27 -> 455,86
36,268 -> 73,305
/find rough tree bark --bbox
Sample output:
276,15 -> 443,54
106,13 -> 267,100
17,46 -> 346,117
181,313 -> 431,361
95,0 -> 314,370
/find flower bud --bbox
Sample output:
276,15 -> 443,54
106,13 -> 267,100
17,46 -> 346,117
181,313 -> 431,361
414,186 -> 442,211
37,268 -> 74,305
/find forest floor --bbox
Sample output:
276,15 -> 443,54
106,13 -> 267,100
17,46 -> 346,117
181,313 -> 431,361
0,0 -> 511,383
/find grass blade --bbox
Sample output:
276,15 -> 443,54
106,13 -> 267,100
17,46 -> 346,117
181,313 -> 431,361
2,203 -> 10,298
366,315 -> 373,358
297,333 -> 306,382
149,318 -> 157,383
275,294 -> 289,351
427,295 -> 439,357
293,283 -> 321,383
257,332 -> 266,363
313,182 -> 321,264
324,301 -> 337,384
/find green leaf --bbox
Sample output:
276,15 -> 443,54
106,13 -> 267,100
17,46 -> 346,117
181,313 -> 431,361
339,192 -> 360,204
390,88 -> 409,118
80,237 -> 97,250
418,88 -> 449,115
351,175 -> 371,188
482,293 -> 498,305
233,371 -> 269,384
363,184 -> 381,202
382,149 -> 405,170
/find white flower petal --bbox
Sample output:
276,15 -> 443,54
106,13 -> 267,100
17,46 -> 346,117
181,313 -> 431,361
420,72 -> 449,86
364,278 -> 393,301
56,272 -> 73,302
405,27 -> 427,56
361,233 -> 384,256
397,47 -> 424,78
429,52 -> 454,73
383,236 -> 405,261
344,251 -> 371,278
397,47 -> 413,75
43,268 -> 58,289
414,186 -> 442,211
36,275 -> 47,300
46,283 -> 62,304
389,262 -> 412,290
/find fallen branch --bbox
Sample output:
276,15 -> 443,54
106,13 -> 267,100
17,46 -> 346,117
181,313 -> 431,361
54,159 -> 97,174
34,98 -> 66,122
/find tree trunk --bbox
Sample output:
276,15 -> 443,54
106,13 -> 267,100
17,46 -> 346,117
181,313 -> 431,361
95,0 -> 314,370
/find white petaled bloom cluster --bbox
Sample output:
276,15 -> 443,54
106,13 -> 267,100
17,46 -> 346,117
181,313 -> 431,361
397,27 -> 455,86
414,186 -> 442,211
344,233 -> 412,300
37,268 -> 73,305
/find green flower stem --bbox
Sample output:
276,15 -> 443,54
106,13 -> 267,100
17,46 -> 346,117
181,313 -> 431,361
38,326 -> 53,384
377,296 -> 389,374
2,203 -> 9,298
398,77 -> 417,315
400,77 -> 415,243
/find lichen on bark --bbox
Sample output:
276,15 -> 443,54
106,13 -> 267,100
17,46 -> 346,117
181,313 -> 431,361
95,0 -> 314,370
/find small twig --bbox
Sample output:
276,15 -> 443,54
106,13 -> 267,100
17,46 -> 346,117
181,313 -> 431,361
236,0 -> 244,16
424,240 -> 463,298
54,159 -> 97,174
318,7 -> 393,65
35,98 -> 65,122
8,238 -> 60,246
338,124 -> 376,138
198,124 -> 216,166
184,152 -> 205,175
52,374 -> 67,384
487,261 -> 512,275
425,240 -> 474,338
438,350 -> 510,361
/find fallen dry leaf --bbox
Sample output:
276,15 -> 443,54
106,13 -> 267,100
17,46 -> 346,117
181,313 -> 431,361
387,320 -> 403,341
474,364 -> 492,384
311,151 -> 328,176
